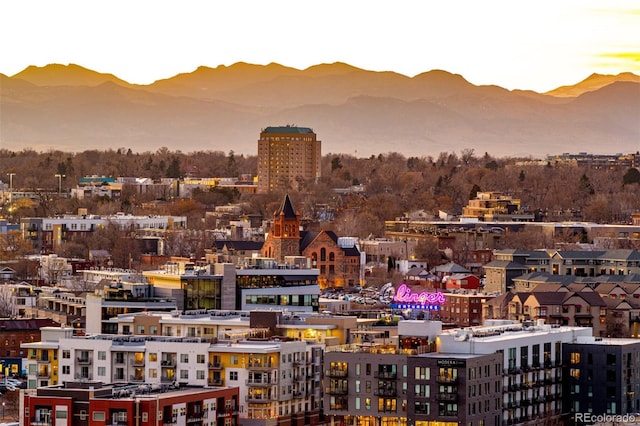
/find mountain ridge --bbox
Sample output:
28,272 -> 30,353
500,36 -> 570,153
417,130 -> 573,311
1,63 -> 638,157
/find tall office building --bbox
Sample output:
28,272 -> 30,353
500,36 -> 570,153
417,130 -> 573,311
257,125 -> 321,193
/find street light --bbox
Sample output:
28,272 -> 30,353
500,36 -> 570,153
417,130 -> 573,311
2,400 -> 5,419
54,174 -> 65,195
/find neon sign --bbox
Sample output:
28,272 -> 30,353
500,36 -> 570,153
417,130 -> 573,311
391,284 -> 445,310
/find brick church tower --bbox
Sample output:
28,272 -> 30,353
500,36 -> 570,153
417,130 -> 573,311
262,194 -> 301,261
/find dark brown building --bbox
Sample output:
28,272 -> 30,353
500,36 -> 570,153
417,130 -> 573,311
407,352 -> 503,426
0,318 -> 59,376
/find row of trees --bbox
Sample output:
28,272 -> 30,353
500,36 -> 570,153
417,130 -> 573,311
1,148 -> 639,269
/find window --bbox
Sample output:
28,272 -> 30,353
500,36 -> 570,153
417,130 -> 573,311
365,397 -> 371,410
197,370 -> 205,380
180,370 -> 189,379
149,326 -> 158,335
98,367 -> 106,376
230,355 -> 239,365
136,325 -> 145,334
149,369 -> 157,378
62,350 -> 70,359
414,367 -> 430,380
414,384 -> 430,397
98,351 -> 106,360
570,352 -> 581,365
62,366 -> 70,374
93,412 -> 105,421
229,371 -> 238,381
180,354 -> 189,363
197,354 -> 205,364
149,353 -> 157,362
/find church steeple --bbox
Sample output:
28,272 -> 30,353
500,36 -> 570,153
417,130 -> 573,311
262,194 -> 301,260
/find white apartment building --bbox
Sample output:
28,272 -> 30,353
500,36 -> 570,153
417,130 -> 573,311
22,332 -> 324,423
438,319 -> 593,425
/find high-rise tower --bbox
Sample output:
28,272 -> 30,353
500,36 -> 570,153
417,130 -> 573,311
256,125 -> 321,193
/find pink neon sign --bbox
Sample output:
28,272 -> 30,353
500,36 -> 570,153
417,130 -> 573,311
393,284 -> 446,305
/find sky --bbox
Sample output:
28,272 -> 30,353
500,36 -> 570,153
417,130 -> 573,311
1,0 -> 638,92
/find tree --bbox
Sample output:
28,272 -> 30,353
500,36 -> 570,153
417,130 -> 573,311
414,238 -> 445,269
623,168 -> 640,186
331,156 -> 343,172
0,285 -> 15,317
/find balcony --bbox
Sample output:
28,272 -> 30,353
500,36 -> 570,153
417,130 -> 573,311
130,359 -> 145,367
247,361 -> 276,370
436,392 -> 458,401
208,378 -> 224,386
246,379 -> 275,387
245,395 -> 274,403
161,359 -> 176,367
75,373 -> 93,380
374,371 -> 397,379
436,375 -> 458,384
37,371 -> 50,378
208,362 -> 222,369
325,369 -> 348,378
294,359 -> 307,367
186,415 -> 204,423
325,387 -> 348,395
293,391 -> 305,398
76,357 -> 92,365
130,374 -> 145,382
374,388 -> 397,397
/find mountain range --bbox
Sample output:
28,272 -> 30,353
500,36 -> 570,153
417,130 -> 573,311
1,63 -> 638,158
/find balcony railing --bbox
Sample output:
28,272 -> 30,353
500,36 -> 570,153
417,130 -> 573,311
325,387 -> 348,395
374,388 -> 397,397
76,357 -> 91,364
245,395 -> 274,403
374,371 -> 397,379
325,369 -> 348,378
208,362 -> 222,369
208,378 -> 224,386
436,375 -> 458,384
247,361 -> 276,370
246,379 -> 275,387
436,392 -> 458,401
161,359 -> 176,367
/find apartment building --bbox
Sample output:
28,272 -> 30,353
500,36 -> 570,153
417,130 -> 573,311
438,320 -> 593,425
256,125 -> 321,193
23,380 -> 239,426
20,212 -> 187,253
407,352 -> 503,426
322,321 -> 442,426
22,333 -> 323,426
562,336 -> 640,419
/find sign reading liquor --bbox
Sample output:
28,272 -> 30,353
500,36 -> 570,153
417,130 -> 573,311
390,284 -> 445,310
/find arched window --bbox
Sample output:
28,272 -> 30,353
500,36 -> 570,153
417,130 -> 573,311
329,252 -> 335,262
320,248 -> 326,262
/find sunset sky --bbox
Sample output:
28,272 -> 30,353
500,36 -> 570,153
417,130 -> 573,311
1,0 -> 638,92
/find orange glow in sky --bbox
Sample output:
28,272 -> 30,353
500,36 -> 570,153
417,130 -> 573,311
1,0 -> 638,92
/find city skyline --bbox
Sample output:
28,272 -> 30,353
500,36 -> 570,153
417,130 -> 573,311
1,0 -> 638,93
